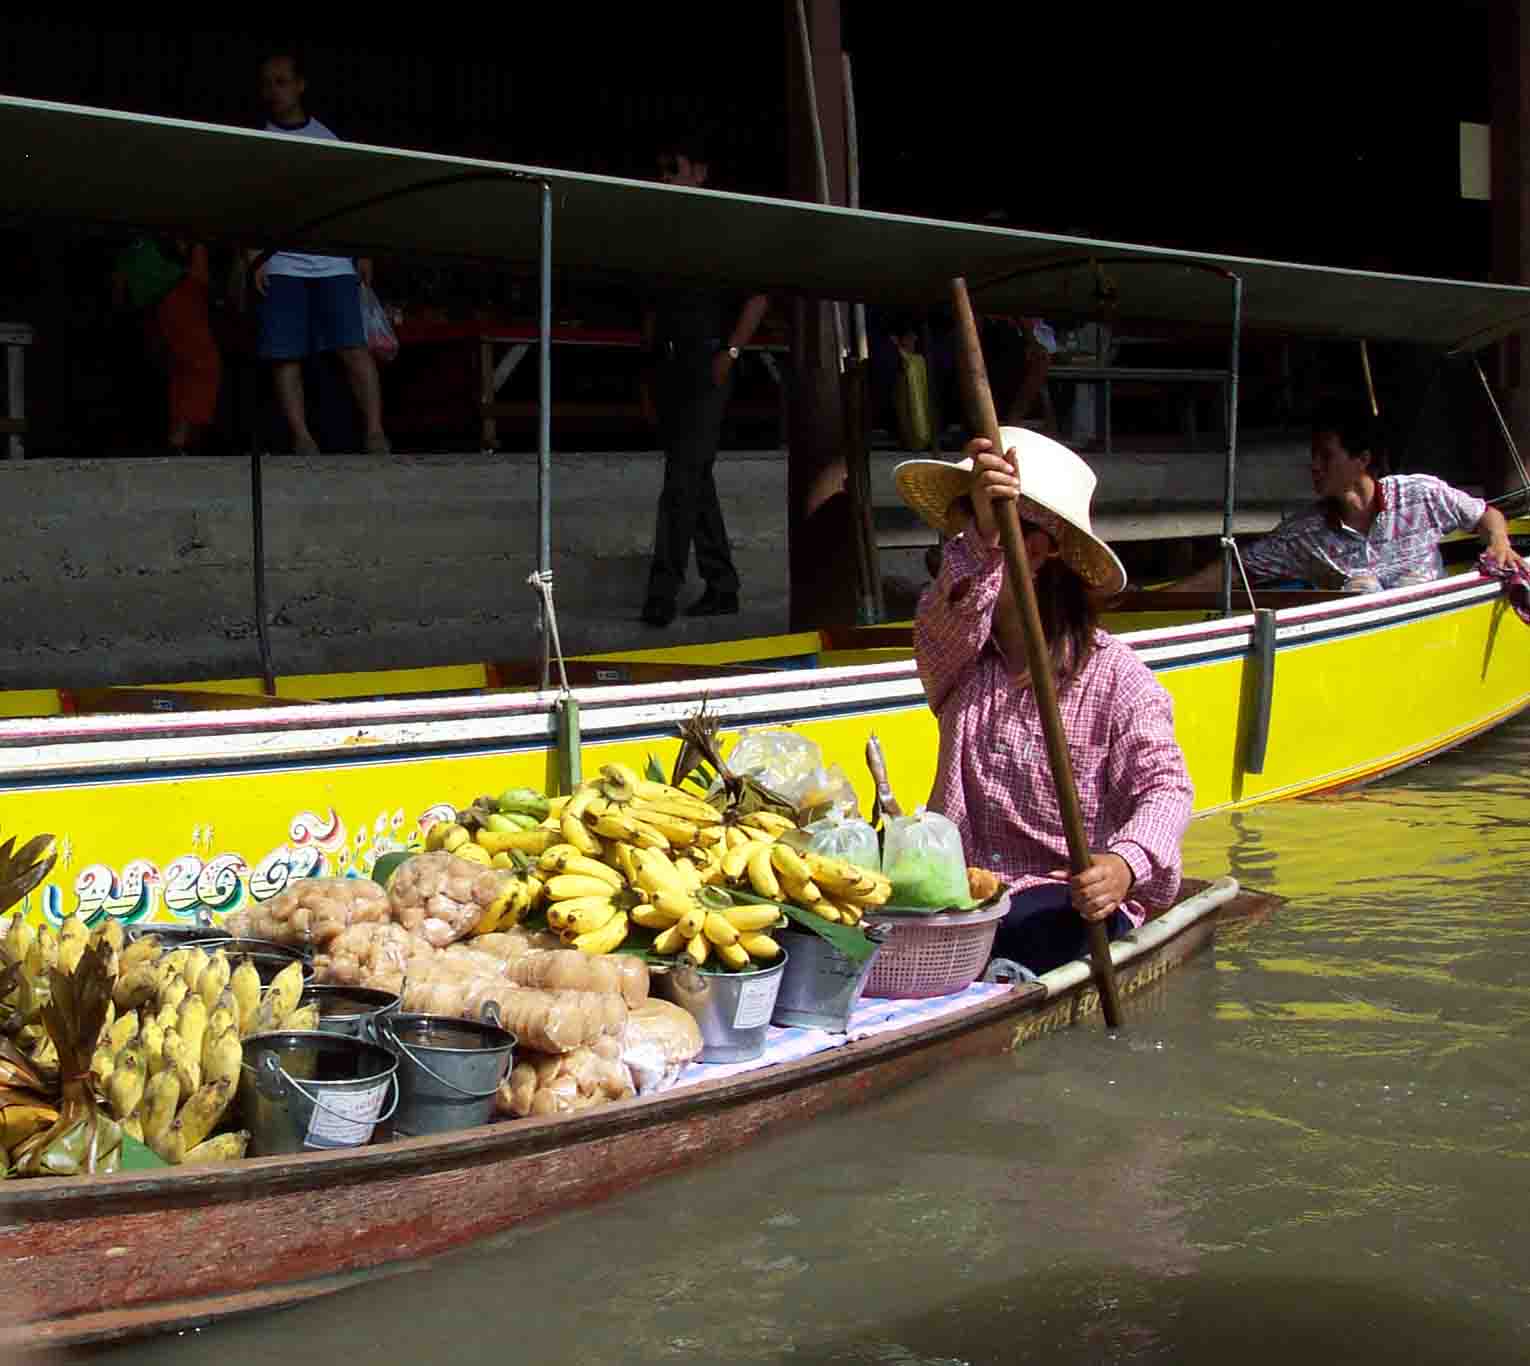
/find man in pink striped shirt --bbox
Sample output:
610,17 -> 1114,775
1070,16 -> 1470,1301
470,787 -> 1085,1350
899,429 -> 1193,976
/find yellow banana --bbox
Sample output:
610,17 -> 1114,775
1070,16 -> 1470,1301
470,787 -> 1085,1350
202,1027 -> 242,1090
161,1028 -> 200,1097
738,932 -> 781,961
182,1130 -> 250,1165
538,850 -> 623,889
230,959 -> 262,1035
0,1103 -> 58,1149
453,844 -> 493,867
91,1043 -> 117,1086
112,964 -> 159,1012
119,937 -> 160,973
197,952 -> 232,1009
106,1048 -> 146,1120
672,858 -> 703,892
180,947 -> 210,996
564,785 -> 601,820
770,843 -> 814,885
139,1017 -> 166,1075
826,898 -> 865,925
173,1078 -> 234,1151
626,809 -> 699,847
58,912 -> 88,944
721,905 -> 784,933
266,962 -> 304,1021
58,936 -> 86,975
747,844 -> 782,900
590,810 -> 644,842
685,933 -> 711,966
93,918 -> 127,956
648,888 -> 694,922
721,838 -> 769,882
675,905 -> 706,940
141,1071 -> 180,1147
570,910 -> 629,956
477,827 -> 561,856
723,826 -> 748,852
177,995 -> 209,1065
703,912 -> 739,948
814,904 -> 844,923
786,879 -> 822,907
624,817 -> 672,852
653,924 -> 688,957
556,898 -> 620,936
631,848 -> 688,899
803,853 -> 880,898
560,811 -> 604,856
608,841 -> 641,885
598,762 -> 643,800
157,976 -> 189,1013
693,825 -> 725,849
282,1003 -> 320,1031
631,903 -> 681,930
3,916 -> 36,962
545,874 -> 620,903
121,1115 -> 145,1143
108,1010 -> 141,1053
717,942 -> 751,970
490,852 -> 516,870
742,811 -> 796,837
632,779 -> 720,817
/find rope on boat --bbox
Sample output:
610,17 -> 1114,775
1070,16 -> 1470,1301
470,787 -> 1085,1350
526,570 -> 571,697
1219,536 -> 1259,610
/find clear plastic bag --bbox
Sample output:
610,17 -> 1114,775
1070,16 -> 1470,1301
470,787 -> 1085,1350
360,283 -> 399,364
724,729 -> 860,816
804,811 -> 881,871
881,807 -> 970,908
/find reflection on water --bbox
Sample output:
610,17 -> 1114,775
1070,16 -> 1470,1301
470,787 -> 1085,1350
98,718 -> 1530,1364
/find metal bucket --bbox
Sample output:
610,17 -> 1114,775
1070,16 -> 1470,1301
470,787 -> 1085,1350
384,1011 -> 517,1137
196,936 -> 311,964
298,984 -> 400,1042
126,909 -> 225,947
238,1030 -> 398,1156
656,953 -> 789,1063
771,928 -> 885,1033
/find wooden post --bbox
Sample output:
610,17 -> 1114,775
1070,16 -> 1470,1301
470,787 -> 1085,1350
1490,0 -> 1530,496
783,0 -> 859,629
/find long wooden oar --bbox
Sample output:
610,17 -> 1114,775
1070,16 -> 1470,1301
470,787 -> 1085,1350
949,277 -> 1124,1029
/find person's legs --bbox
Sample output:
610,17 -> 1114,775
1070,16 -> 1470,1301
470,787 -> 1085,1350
309,274 -> 387,451
644,362 -> 710,619
257,275 -> 316,452
990,882 -> 1131,978
688,375 -> 739,604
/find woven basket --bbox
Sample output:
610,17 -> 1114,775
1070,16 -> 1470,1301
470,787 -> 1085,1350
862,899 -> 1009,999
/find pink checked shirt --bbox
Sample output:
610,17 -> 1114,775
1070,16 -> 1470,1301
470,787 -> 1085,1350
1241,474 -> 1486,590
913,533 -> 1193,925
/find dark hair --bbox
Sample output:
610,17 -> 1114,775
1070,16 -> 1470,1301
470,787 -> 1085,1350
260,50 -> 305,81
1312,400 -> 1389,476
1032,550 -> 1099,688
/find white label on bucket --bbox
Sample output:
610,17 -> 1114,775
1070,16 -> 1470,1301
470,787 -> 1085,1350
732,975 -> 779,1030
304,1083 -> 387,1150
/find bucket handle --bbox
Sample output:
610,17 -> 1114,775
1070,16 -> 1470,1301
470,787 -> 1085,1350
249,1055 -> 401,1125
384,1023 -> 507,1100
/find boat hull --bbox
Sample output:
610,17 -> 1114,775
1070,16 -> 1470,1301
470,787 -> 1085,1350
0,879 -> 1245,1351
0,575 -> 1521,930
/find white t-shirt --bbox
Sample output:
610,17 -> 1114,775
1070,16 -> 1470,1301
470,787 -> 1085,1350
262,115 -> 356,279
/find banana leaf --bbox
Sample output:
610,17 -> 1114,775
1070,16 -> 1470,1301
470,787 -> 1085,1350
673,705 -> 797,819
370,852 -> 413,889
723,888 -> 878,965
118,1132 -> 168,1171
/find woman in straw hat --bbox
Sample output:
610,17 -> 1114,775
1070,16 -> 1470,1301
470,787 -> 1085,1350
899,429 -> 1193,975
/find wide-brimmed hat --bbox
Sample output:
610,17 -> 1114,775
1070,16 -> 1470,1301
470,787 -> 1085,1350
894,427 -> 1126,594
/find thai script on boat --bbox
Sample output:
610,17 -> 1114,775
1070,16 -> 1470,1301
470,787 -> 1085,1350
50,802 -> 457,926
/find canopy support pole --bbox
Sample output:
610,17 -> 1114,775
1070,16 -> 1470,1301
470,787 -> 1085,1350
1220,273 -> 1244,618
1473,354 -> 1530,499
537,179 -> 553,681
251,448 -> 275,697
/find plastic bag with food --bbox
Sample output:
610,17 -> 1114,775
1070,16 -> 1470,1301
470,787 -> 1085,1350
621,998 -> 704,1095
881,807 -> 971,908
399,966 -> 627,1054
803,811 -> 882,871
388,851 -> 518,947
313,922 -> 435,993
496,1039 -> 636,1118
724,729 -> 859,816
225,877 -> 391,950
499,950 -> 648,1009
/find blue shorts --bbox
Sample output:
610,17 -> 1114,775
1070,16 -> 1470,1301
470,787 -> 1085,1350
257,274 -> 365,360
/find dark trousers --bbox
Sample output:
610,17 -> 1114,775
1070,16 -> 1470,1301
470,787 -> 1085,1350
646,356 -> 739,604
991,882 -> 1131,977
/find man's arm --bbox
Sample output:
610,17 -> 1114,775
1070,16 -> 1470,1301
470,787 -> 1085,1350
1476,503 -> 1520,568
712,294 -> 769,388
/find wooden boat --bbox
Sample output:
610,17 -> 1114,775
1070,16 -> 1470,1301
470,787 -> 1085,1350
1,876 -> 1264,1352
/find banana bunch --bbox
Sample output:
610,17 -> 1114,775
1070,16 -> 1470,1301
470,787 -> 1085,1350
623,845 -> 785,970
723,830 -> 892,927
538,844 -> 630,954
95,947 -> 315,1164
562,763 -> 726,854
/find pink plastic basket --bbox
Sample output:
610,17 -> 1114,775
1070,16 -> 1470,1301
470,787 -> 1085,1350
862,898 -> 1009,999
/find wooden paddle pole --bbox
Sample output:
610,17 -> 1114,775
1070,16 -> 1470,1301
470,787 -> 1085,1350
949,278 -> 1124,1029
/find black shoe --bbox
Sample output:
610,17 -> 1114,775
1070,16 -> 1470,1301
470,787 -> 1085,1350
641,597 -> 677,628
685,587 -> 740,617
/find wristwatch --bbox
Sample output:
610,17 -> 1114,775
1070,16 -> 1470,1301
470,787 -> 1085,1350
726,345 -> 740,360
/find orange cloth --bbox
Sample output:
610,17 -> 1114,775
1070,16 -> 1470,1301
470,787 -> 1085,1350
150,246 -> 220,432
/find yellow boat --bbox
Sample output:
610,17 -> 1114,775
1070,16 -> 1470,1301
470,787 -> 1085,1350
2,97 -> 1529,927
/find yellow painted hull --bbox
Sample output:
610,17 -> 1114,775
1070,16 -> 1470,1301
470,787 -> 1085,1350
2,576 -> 1525,927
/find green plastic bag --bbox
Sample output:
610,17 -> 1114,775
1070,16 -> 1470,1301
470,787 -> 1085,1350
114,237 -> 185,311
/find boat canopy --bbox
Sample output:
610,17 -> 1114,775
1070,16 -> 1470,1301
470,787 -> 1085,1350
4,95 -> 1528,353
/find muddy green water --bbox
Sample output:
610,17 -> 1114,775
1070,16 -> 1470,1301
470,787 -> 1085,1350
100,719 -> 1530,1364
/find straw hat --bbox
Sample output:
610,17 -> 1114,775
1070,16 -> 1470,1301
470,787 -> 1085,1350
894,427 -> 1126,594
